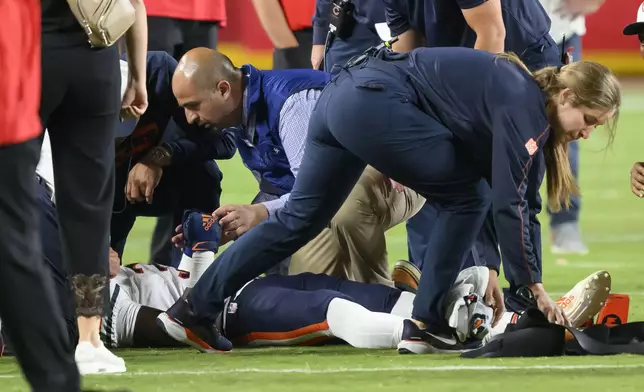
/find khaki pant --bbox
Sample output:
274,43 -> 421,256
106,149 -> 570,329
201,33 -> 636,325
288,166 -> 425,286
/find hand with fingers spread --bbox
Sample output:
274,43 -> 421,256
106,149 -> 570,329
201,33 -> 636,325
484,268 -> 505,327
125,162 -> 163,204
213,204 -> 269,240
529,283 -> 570,326
630,162 -> 644,198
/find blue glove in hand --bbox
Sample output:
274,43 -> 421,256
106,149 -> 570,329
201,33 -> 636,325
181,210 -> 222,257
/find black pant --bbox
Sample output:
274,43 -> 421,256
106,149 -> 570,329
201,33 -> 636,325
148,16 -> 219,60
272,29 -> 314,70
40,44 -> 120,291
112,160 -> 223,267
0,139 -> 80,392
38,177 -> 80,347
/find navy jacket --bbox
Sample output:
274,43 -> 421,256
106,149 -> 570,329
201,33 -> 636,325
384,0 -> 558,69
115,52 -> 236,168
381,47 -> 550,285
230,65 -> 331,196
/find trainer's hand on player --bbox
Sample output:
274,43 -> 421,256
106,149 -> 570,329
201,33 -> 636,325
630,162 -> 644,198
109,248 -> 121,278
529,283 -> 570,326
172,224 -> 185,248
484,268 -> 505,327
126,162 -> 163,204
213,204 -> 269,239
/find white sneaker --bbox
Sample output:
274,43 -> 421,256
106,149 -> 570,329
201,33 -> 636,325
556,270 -> 611,328
75,341 -> 126,375
551,222 -> 589,255
95,341 -> 126,368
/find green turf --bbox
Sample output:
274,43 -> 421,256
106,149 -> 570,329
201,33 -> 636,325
2,90 -> 644,391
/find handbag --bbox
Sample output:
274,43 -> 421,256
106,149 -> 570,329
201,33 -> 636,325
67,0 -> 136,48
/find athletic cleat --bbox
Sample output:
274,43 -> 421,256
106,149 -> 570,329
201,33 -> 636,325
397,319 -> 481,354
157,297 -> 232,353
556,270 -> 611,328
181,210 -> 222,257
75,342 -> 126,375
392,260 -> 421,293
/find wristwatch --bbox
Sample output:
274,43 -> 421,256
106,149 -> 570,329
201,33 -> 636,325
142,143 -> 173,166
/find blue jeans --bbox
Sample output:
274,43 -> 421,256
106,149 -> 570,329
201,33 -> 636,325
548,34 -> 582,226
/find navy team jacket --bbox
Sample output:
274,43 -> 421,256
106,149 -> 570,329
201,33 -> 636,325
382,47 -> 551,286
115,51 -> 236,168
231,64 -> 331,197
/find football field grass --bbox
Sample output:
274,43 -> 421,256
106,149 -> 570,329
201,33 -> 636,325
2,88 -> 644,391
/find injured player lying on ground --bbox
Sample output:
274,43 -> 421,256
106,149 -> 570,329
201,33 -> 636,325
102,211 -> 612,354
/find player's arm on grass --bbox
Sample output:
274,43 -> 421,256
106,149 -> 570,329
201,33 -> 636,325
384,0 -> 425,52
459,0 -> 505,54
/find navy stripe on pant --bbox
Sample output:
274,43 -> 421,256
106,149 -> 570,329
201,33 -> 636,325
189,58 -> 490,330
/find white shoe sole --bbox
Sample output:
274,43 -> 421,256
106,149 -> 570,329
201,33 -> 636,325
551,245 -> 589,256
557,270 -> 611,328
77,361 -> 126,375
397,339 -> 439,355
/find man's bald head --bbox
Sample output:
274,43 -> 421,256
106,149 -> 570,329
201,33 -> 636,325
174,48 -> 239,91
173,48 -> 244,129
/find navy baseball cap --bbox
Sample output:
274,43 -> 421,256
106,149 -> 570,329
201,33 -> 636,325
623,2 -> 644,35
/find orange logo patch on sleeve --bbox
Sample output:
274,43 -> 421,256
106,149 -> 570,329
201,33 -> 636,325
525,138 -> 538,156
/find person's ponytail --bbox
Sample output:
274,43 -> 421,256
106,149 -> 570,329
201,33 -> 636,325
495,52 -> 620,211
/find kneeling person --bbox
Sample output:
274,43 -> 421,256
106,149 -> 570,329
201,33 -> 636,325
171,48 -> 425,285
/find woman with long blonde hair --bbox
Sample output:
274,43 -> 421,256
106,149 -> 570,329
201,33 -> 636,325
158,45 -> 621,355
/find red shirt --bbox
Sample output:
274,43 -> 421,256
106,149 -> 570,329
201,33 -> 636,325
280,0 -> 315,31
145,0 -> 227,26
0,0 -> 42,146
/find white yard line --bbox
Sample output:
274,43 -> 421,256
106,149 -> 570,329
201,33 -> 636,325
2,364 -> 644,378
